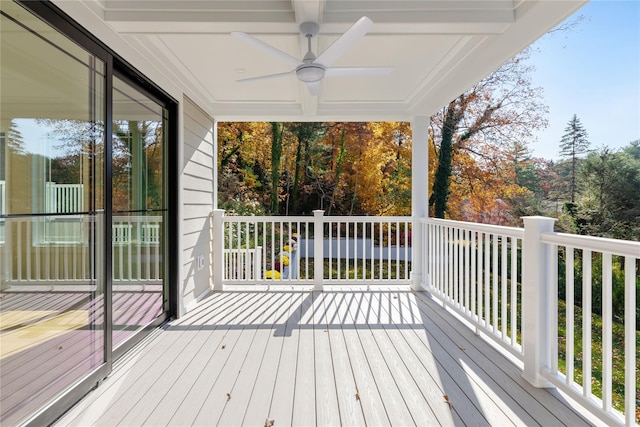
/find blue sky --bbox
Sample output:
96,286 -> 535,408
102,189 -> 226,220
528,0 -> 640,160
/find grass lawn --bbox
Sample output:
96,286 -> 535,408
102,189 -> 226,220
557,299 -> 640,422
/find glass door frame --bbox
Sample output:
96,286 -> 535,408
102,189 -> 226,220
109,69 -> 175,361
15,1 -> 179,425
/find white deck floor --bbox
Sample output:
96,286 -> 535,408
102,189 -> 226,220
56,290 -> 592,426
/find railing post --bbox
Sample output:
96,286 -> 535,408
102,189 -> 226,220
521,216 -> 556,387
313,210 -> 324,291
212,209 -> 225,292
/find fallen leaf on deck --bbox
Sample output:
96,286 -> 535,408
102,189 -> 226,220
221,345 -> 226,349
458,346 -> 466,351
443,394 -> 453,409
264,418 -> 275,427
355,391 -> 360,401
226,393 -> 231,401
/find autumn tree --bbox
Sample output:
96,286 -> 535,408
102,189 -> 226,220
287,122 -> 327,214
559,114 -> 590,203
429,48 -> 548,220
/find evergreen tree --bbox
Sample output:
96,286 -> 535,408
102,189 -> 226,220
559,114 -> 590,202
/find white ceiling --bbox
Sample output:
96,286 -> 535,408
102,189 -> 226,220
54,0 -> 588,121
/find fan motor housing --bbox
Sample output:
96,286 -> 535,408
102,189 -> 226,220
296,63 -> 325,82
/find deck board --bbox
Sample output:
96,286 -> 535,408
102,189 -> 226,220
240,292 -> 292,426
55,290 -> 593,427
265,293 -> 303,426
321,293 -> 366,427
327,293 -> 390,426
412,291 -> 590,426
217,292 -> 291,426
291,293 -> 316,426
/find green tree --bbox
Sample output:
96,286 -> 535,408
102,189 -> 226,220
429,48 -> 548,218
578,143 -> 640,240
559,114 -> 590,203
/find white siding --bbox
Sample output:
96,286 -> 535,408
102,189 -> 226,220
181,97 -> 214,311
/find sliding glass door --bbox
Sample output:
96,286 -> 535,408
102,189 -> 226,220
0,1 -> 174,424
0,2 -> 106,424
111,75 -> 168,352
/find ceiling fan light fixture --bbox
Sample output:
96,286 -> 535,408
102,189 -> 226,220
296,64 -> 325,82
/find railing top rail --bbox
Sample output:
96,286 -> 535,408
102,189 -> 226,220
541,231 -> 640,258
423,217 -> 524,239
220,215 -> 313,222
219,214 -> 412,223
324,215 -> 412,223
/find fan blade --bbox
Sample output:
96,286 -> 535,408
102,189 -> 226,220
315,16 -> 373,67
231,32 -> 303,68
325,67 -> 393,77
237,70 -> 296,83
305,81 -> 322,96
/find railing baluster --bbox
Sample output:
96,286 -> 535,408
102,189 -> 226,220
387,222 -> 391,281
477,232 -> 483,323
404,221 -> 409,281
501,235 -> 507,340
492,235 -> 498,333
453,227 -> 459,305
484,233 -> 490,327
370,222 -> 375,281
510,237 -> 517,346
471,230 -> 477,320
464,229 -> 470,314
394,221 -> 399,281
602,252 -> 613,412
549,244 -> 559,374
565,246 -> 575,384
582,249 -> 592,398
624,256 -> 636,426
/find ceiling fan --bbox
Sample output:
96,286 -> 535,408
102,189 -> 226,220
231,16 -> 393,96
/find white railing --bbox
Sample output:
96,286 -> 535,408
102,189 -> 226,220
422,216 -> 639,426
213,210 -> 412,289
323,216 -> 411,285
224,247 -> 263,281
423,218 -> 525,358
2,215 -> 162,286
216,213 -> 315,286
45,182 -> 84,214
111,216 -> 162,284
0,180 -> 6,215
0,180 -> 5,244
538,230 -> 639,427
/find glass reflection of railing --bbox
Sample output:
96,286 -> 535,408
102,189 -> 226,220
0,180 -> 5,245
2,216 -> 162,286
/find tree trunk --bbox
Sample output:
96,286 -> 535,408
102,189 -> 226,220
291,128 -> 307,214
350,129 -> 364,215
432,102 -> 460,218
328,126 -> 347,215
270,122 -> 283,214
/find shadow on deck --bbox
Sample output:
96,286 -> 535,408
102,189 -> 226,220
55,290 -> 593,426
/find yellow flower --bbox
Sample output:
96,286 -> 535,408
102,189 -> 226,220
283,245 -> 292,253
280,254 -> 290,266
266,270 -> 281,280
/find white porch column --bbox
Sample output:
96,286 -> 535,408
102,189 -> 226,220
410,116 -> 429,291
521,216 -> 556,387
212,119 -> 219,210
211,209 -> 225,292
